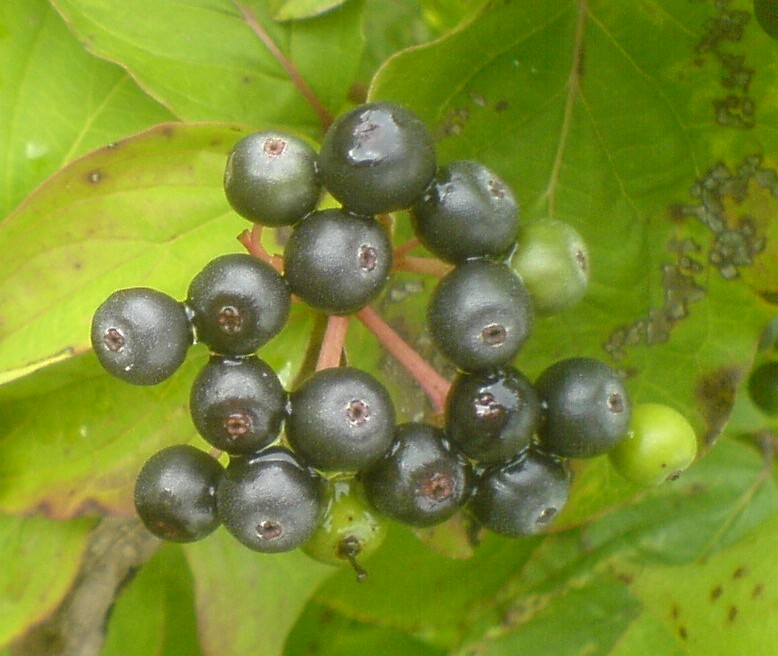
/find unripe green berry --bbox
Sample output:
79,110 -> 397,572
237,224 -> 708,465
510,218 -> 589,315
302,477 -> 387,581
609,403 -> 697,486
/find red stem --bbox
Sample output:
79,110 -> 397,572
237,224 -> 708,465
394,255 -> 451,278
316,315 -> 350,370
393,237 -> 420,260
356,306 -> 450,414
232,1 -> 333,131
237,224 -> 283,273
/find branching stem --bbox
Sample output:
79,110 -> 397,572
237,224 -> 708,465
356,306 -> 450,413
237,224 -> 283,273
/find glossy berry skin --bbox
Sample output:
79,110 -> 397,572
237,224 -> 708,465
317,101 -> 436,215
411,160 -> 519,263
535,357 -> 631,459
190,355 -> 286,455
302,477 -> 387,580
287,367 -> 396,472
427,260 -> 534,372
609,403 -> 697,486
134,445 -> 223,543
445,367 -> 540,464
186,253 -> 290,356
91,287 -> 192,385
224,131 -> 320,226
361,422 -> 472,528
748,361 -> 778,415
283,209 -> 392,315
510,218 -> 589,315
470,449 -> 570,537
217,447 -> 325,553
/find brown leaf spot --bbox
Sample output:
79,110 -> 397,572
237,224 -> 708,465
85,169 -> 103,185
678,626 -> 688,640
615,571 -> 634,586
695,366 -> 741,444
733,566 -> 748,579
495,100 -> 509,112
711,585 -> 723,601
752,583 -> 764,599
728,605 -> 738,622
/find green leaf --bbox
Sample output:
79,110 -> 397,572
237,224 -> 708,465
0,122 -> 249,384
102,543 -> 205,656
370,0 -> 778,515
314,438 -> 777,651
624,509 -> 778,654
0,0 -> 172,217
0,304 -> 314,517
457,576 -> 641,656
579,439 -> 778,564
270,0 -> 348,21
185,529 -> 333,656
51,0 -> 365,136
0,515 -> 93,649
286,601 -> 447,656
355,0 -> 480,87
314,522 -> 540,639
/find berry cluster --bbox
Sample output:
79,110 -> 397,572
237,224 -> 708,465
92,101 -> 698,577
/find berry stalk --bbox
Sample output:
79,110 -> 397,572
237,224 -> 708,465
394,256 -> 451,278
316,315 -> 351,371
237,224 -> 284,273
392,237 -> 451,278
355,306 -> 450,413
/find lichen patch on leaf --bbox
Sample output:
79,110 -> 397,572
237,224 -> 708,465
695,2 -> 755,129
604,261 -> 706,361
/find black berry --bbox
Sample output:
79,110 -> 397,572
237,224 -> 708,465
411,160 -> 519,263
224,131 -> 320,226
186,253 -> 290,355
91,287 -> 192,385
470,449 -> 570,537
361,422 -> 472,527
283,209 -> 392,315
217,447 -> 325,553
445,367 -> 540,464
427,260 -> 534,372
287,367 -> 396,472
535,357 -> 631,458
134,444 -> 223,542
317,101 -> 436,214
189,355 -> 287,455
